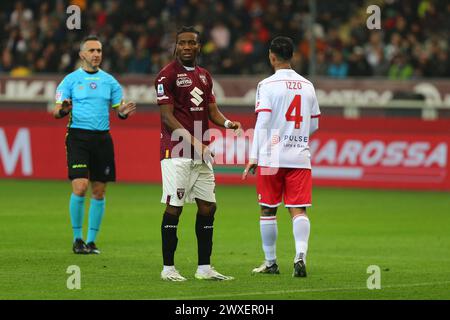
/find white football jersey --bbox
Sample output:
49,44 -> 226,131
253,69 -> 320,169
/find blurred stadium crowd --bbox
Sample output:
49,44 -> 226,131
0,0 -> 449,78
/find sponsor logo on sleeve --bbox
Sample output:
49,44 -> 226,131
157,84 -> 164,96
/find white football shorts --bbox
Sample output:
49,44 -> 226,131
160,158 -> 216,206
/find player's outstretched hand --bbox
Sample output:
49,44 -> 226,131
61,99 -> 72,112
242,161 -> 257,180
119,101 -> 137,116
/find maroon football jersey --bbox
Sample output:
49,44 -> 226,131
155,60 -> 216,160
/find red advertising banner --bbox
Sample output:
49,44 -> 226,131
0,125 -> 161,182
310,133 -> 449,190
1,110 -> 449,190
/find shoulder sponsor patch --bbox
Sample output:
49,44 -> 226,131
157,84 -> 164,96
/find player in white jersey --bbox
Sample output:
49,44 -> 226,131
243,36 -> 320,277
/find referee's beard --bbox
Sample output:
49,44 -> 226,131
82,57 -> 101,72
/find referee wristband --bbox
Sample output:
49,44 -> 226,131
58,108 -> 69,118
224,120 -> 232,128
118,112 -> 128,120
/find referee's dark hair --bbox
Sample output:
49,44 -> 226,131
269,36 -> 294,61
80,35 -> 101,51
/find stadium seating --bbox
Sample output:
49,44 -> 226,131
0,0 -> 448,78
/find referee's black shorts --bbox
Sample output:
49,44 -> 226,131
65,128 -> 116,182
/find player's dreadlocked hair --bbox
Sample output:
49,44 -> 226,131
176,26 -> 201,43
173,26 -> 201,56
269,36 -> 294,61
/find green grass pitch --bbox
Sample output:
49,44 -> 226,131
0,179 -> 449,300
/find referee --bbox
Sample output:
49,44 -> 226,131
53,35 -> 136,254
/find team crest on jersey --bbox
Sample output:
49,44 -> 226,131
90,82 -> 97,89
199,74 -> 208,86
271,135 -> 280,145
176,77 -> 192,87
176,188 -> 185,199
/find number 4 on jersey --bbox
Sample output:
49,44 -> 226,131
285,95 -> 302,129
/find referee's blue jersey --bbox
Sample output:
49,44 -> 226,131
56,68 -> 123,131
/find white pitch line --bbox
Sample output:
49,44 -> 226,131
158,280 -> 450,300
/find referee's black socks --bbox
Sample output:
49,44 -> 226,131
196,213 -> 214,265
161,212 -> 179,266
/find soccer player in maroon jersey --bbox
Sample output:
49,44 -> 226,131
155,26 -> 241,281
